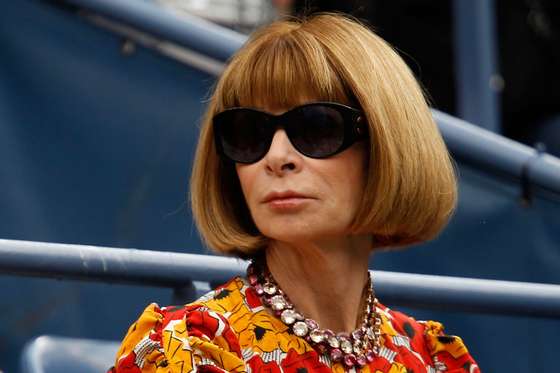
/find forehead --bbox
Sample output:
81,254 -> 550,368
251,95 -> 320,115
238,80 -> 348,112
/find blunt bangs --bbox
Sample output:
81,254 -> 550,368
216,23 -> 354,112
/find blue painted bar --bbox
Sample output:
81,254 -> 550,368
2,239 -> 560,318
434,110 -> 560,195
60,0 -> 247,62
0,238 -> 245,287
452,0 -> 501,132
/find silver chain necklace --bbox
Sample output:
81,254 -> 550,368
246,259 -> 382,370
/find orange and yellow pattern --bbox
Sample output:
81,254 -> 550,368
109,276 -> 480,373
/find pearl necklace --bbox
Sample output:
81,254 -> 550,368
246,259 -> 382,370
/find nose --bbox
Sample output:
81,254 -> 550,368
263,128 -> 301,174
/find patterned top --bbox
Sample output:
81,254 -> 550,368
109,276 -> 480,373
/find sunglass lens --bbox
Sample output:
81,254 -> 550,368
289,106 -> 345,158
216,110 -> 270,163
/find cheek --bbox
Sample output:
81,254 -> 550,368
235,164 -> 258,207
330,168 -> 365,214
329,152 -> 367,203
331,158 -> 368,224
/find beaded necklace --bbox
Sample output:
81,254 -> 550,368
246,259 -> 382,370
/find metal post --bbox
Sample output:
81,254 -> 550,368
453,0 -> 502,132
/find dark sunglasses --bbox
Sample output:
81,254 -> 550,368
212,101 -> 368,164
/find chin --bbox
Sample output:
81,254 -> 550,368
258,223 -> 332,245
260,227 -> 308,241
253,211 -> 347,243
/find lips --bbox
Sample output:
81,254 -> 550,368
262,190 -> 311,203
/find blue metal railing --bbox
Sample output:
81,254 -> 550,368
2,238 -> 560,319
58,0 -> 246,61
434,110 -> 560,198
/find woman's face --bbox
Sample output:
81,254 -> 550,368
235,100 -> 368,245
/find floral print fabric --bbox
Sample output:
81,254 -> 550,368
109,276 -> 480,373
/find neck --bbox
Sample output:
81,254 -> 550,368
264,235 -> 372,333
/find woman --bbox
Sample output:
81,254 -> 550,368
110,12 -> 480,373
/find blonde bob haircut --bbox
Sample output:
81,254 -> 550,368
190,12 -> 457,258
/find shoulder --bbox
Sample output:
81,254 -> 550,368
377,303 -> 481,372
110,277 -> 251,373
194,276 -> 263,313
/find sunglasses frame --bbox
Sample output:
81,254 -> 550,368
212,101 -> 368,164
